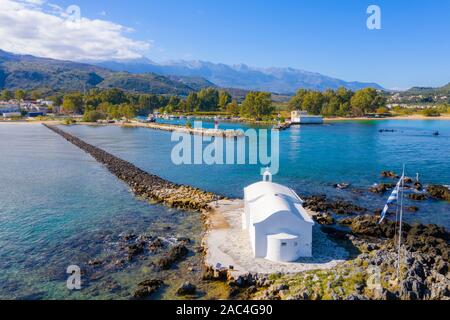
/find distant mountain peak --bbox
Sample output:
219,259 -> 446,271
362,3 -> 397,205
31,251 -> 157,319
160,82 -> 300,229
94,58 -> 385,93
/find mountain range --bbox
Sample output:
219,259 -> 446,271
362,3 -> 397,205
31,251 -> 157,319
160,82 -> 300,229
93,58 -> 385,94
0,49 -> 386,96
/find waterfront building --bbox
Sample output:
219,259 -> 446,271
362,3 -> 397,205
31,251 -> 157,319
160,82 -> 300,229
291,110 -> 324,124
243,170 -> 314,262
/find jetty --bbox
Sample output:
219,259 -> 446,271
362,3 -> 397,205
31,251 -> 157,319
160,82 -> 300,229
43,124 -> 221,212
87,121 -> 245,138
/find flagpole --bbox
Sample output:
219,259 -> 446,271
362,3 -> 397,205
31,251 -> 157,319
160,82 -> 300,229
397,164 -> 405,280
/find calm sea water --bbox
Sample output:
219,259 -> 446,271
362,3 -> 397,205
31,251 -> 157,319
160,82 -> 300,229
0,120 -> 449,299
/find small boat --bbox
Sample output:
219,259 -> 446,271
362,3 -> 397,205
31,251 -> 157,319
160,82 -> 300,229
433,131 -> 440,136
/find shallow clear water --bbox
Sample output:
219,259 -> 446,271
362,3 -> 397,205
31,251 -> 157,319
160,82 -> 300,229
0,124 -> 215,300
0,120 -> 449,299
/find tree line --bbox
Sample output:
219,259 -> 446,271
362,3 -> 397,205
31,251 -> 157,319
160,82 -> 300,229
1,86 -> 388,121
288,87 -> 387,117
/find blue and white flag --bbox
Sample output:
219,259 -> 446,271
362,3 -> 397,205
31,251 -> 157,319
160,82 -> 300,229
379,176 -> 403,224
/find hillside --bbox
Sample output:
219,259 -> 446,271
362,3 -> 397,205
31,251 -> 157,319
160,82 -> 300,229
406,83 -> 450,95
0,50 -> 203,96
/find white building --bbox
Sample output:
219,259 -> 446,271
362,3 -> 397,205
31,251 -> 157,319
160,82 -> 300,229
243,171 -> 314,262
291,110 -> 323,124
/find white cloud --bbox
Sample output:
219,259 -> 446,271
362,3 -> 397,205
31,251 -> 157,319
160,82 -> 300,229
0,0 -> 151,61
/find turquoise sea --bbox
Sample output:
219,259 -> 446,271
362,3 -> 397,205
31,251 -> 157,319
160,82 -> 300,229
0,119 -> 449,299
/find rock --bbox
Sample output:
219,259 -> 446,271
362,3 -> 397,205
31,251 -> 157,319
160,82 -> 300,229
176,282 -> 197,295
402,277 -> 429,300
427,185 -> 450,201
127,242 -> 145,259
413,182 -> 423,191
133,279 -> 164,298
408,193 -> 427,201
436,259 -> 449,275
155,244 -> 188,270
87,259 -> 102,266
346,294 -> 369,300
381,171 -> 399,179
407,206 -> 419,212
369,183 -> 394,193
314,213 -> 335,225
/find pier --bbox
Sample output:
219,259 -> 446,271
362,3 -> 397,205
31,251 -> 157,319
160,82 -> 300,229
43,124 -> 222,212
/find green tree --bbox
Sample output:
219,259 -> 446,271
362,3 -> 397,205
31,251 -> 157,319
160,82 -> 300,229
63,93 -> 84,114
241,91 -> 273,119
1,90 -> 13,101
218,90 -> 232,111
15,89 -> 26,101
186,92 -> 199,112
288,89 -> 308,111
301,91 -> 324,115
83,110 -> 106,122
197,88 -> 219,111
350,88 -> 386,116
226,100 -> 240,116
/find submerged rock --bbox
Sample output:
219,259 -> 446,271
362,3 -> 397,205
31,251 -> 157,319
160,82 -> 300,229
176,282 -> 197,295
381,171 -> 399,179
155,244 -> 189,270
133,279 -> 164,298
408,193 -> 427,201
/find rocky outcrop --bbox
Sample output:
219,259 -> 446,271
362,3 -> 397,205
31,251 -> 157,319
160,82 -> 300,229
427,185 -> 450,201
43,124 -> 221,212
250,215 -> 449,300
303,195 -> 367,215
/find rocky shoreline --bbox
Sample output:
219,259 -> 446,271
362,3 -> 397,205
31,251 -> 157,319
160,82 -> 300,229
43,124 -> 221,212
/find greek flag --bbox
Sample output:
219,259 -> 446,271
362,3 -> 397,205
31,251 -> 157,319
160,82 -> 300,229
379,176 -> 403,224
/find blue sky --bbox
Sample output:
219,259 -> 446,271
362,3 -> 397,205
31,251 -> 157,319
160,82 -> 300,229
3,0 -> 450,89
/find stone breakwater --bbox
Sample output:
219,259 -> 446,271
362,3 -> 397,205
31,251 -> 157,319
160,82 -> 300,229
44,124 -> 221,212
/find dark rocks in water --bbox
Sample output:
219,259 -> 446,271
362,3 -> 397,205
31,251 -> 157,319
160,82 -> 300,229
413,182 -> 423,191
403,177 -> 414,184
407,206 -> 419,213
381,171 -> 399,179
379,129 -> 397,133
127,242 -> 145,260
427,185 -> 450,201
155,244 -> 188,270
408,193 -> 427,201
369,183 -> 394,194
303,195 -> 367,215
148,238 -> 164,253
133,279 -> 164,298
43,124 -> 221,212
176,282 -> 197,295
313,213 -> 335,225
87,259 -> 102,266
333,183 -> 350,190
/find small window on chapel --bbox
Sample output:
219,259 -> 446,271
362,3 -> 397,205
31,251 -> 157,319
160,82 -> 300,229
281,242 -> 287,246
